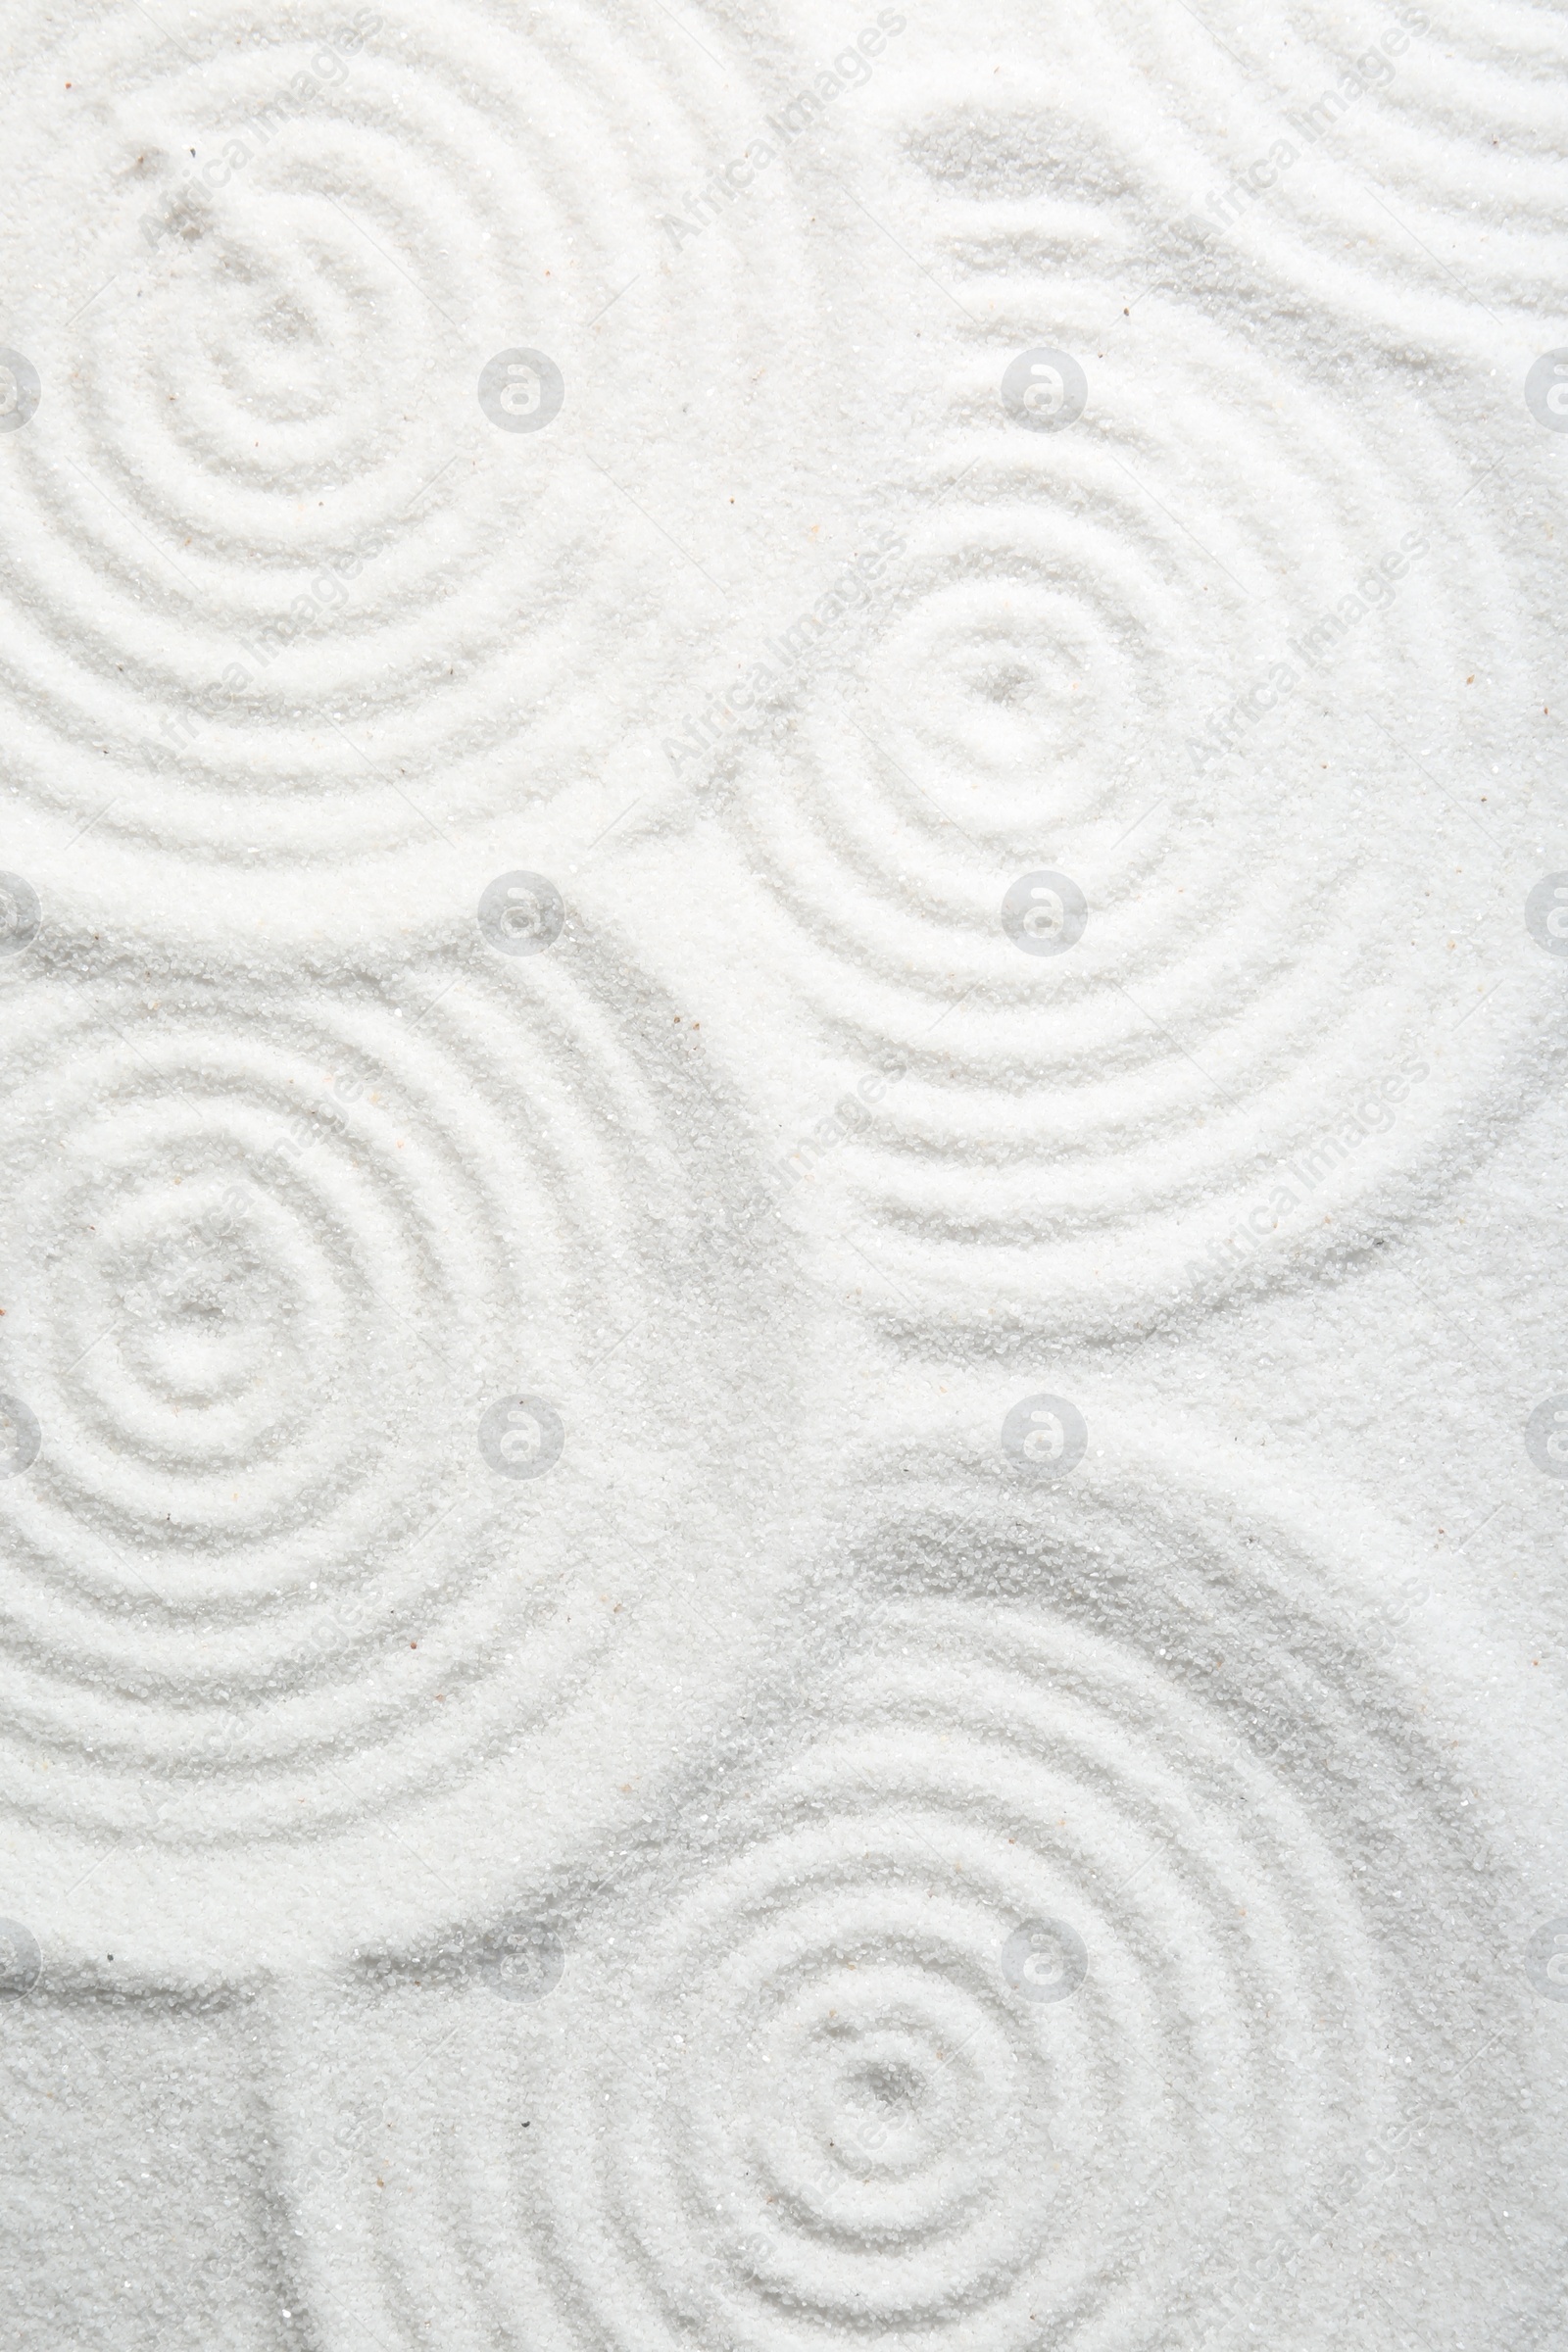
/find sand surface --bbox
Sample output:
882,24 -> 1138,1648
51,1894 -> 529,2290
0,0 -> 1564,2345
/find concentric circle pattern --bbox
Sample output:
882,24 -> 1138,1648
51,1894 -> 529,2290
0,0 -> 1558,2335
0,924 -> 781,1883
1108,0 -> 1568,325
895,11 -> 1568,334
734,300 -> 1551,1336
320,1455 -> 1522,2352
0,0 -> 817,863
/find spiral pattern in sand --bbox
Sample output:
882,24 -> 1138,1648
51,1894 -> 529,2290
0,926 -> 779,1914
891,8 -> 1568,335
0,0 -> 815,864
318,1455 -> 1518,2352
1107,0 -> 1568,326
737,302 -> 1549,1337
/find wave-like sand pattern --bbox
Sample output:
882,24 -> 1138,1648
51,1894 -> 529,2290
1118,0 -> 1568,325
0,1 -> 1561,2342
287,1457 -> 1530,2352
889,9 -> 1568,337
0,921 -> 788,1967
0,0 -> 817,863
733,299 -> 1551,1334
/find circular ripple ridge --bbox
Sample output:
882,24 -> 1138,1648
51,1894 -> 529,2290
734,304 -> 1548,1336
0,925 -> 780,1867
342,1454 -> 1520,2352
1075,0 -> 1568,329
0,0 -> 818,862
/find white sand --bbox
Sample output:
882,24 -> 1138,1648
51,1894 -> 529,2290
0,0 -> 1563,2345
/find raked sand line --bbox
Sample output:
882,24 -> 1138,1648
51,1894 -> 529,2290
0,0 -> 820,866
883,11 -> 1568,340
276,1450 -> 1536,2352
0,916 -> 793,1975
723,296 -> 1558,1338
